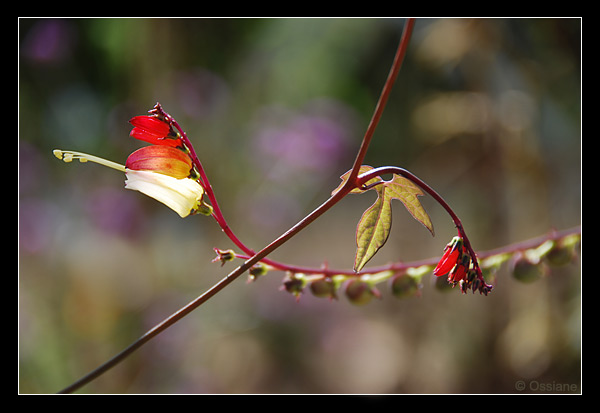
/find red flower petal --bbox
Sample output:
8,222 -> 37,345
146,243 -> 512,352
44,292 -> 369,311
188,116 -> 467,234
129,116 -> 182,147
433,237 -> 464,277
433,246 -> 460,276
449,263 -> 467,283
126,146 -> 193,179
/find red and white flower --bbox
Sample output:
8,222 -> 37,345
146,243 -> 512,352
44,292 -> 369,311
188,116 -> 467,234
53,113 -> 211,218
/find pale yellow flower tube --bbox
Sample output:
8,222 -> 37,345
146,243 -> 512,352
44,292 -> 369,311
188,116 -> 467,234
124,169 -> 205,218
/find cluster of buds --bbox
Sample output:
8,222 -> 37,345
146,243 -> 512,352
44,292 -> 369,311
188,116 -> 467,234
212,245 -> 426,304
434,236 -> 492,295
510,234 -> 580,283
54,104 -> 212,218
212,232 -> 578,303
280,272 -> 382,304
282,270 -> 420,305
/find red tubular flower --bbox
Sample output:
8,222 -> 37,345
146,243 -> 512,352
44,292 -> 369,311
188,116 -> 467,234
432,236 -> 493,295
433,237 -> 463,276
129,115 -> 183,147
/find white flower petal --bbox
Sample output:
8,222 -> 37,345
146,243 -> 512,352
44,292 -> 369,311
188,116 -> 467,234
125,169 -> 204,218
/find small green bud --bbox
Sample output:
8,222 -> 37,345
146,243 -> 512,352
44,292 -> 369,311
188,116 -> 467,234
310,278 -> 338,300
390,273 -> 420,299
545,246 -> 573,267
345,279 -> 380,305
248,263 -> 269,282
545,236 -> 579,267
212,248 -> 236,266
281,272 -> 307,299
512,253 -> 546,283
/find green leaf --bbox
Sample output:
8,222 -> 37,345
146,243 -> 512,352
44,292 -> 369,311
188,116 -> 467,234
385,174 -> 434,237
354,187 -> 391,272
349,166 -> 434,273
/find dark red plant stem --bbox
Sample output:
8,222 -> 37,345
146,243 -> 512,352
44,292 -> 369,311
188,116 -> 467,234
57,19 -> 417,394
347,18 -> 415,185
55,162 -> 476,395
57,181 -> 353,394
155,20 -> 418,274
229,225 -> 581,277
154,104 -> 260,257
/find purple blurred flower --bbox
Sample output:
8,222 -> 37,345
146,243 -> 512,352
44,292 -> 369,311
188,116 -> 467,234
21,19 -> 74,64
243,100 -> 357,230
252,100 -> 355,179
85,187 -> 145,239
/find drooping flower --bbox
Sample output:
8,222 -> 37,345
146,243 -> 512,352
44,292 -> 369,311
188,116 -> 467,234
433,236 -> 470,285
433,236 -> 493,295
54,105 -> 212,218
54,103 -> 212,218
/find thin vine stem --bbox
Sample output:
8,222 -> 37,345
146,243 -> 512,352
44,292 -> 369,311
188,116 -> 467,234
55,161 -> 470,395
347,18 -> 415,185
57,19 -> 417,394
157,19 -> 417,276
57,168 -> 352,394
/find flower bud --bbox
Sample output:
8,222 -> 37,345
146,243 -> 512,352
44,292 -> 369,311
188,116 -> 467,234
129,115 -> 183,147
345,279 -> 380,305
545,246 -> 573,267
470,277 -> 482,293
545,235 -> 579,267
248,263 -> 269,282
212,248 -> 236,266
390,273 -> 420,299
309,278 -> 339,300
511,252 -> 547,283
281,272 -> 307,300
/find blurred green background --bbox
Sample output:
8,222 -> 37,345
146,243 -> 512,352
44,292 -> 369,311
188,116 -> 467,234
19,18 -> 581,394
